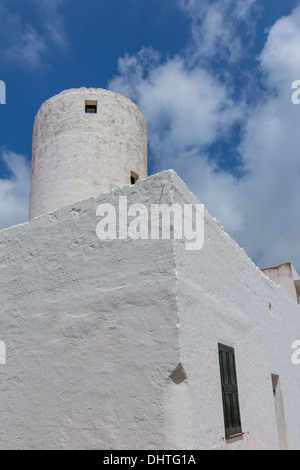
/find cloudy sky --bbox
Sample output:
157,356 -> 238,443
0,0 -> 300,272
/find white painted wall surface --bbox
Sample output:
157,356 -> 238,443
29,88 -> 147,220
1,170 -> 300,450
170,171 -> 300,450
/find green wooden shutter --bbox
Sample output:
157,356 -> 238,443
218,343 -> 242,439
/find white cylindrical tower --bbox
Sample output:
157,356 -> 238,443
29,87 -> 147,220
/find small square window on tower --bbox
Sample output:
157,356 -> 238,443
85,100 -> 98,114
130,171 -> 139,185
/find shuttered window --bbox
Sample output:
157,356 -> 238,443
218,343 -> 242,439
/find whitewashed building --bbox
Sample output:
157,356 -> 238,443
0,89 -> 300,450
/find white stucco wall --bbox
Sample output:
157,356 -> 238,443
169,172 -> 300,450
29,88 -> 147,220
1,173 -> 181,450
1,170 -> 300,450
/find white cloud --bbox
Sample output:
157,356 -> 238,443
6,25 -> 47,69
0,150 -> 31,231
33,0 -> 69,52
177,0 -> 259,63
109,3 -> 300,272
45,19 -> 68,51
233,5 -> 300,269
260,6 -> 300,90
1,0 -> 68,69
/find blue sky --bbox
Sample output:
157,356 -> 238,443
0,0 -> 300,272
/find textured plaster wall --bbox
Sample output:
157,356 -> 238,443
1,170 -> 300,450
1,172 -> 181,450
29,88 -> 147,220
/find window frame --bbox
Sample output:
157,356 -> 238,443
218,343 -> 242,439
85,100 -> 98,114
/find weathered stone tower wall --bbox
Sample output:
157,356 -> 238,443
28,87 -> 147,220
